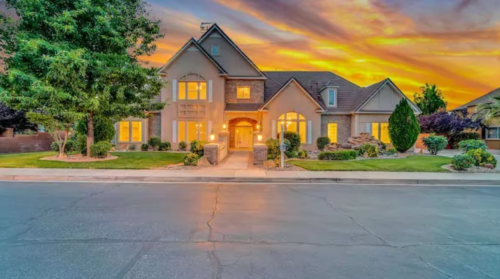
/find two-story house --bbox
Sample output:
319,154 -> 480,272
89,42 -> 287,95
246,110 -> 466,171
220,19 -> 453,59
114,24 -> 421,151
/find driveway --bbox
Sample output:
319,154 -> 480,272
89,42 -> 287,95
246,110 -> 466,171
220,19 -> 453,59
1,182 -> 500,279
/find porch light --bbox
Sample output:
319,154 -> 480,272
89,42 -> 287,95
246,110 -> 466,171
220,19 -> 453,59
210,133 -> 215,141
222,123 -> 227,130
256,124 -> 260,130
257,134 -> 263,142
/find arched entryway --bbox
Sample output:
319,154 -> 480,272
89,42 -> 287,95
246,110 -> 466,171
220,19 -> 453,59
228,118 -> 258,149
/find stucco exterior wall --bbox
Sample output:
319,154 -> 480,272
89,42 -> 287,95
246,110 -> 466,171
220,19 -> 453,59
225,80 -> 264,104
360,85 -> 403,112
321,115 -> 352,144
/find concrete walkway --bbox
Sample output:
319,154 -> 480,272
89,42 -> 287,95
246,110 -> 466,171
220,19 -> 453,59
0,168 -> 499,185
216,151 -> 254,170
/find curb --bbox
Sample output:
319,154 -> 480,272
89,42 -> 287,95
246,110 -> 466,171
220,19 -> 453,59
0,175 -> 499,185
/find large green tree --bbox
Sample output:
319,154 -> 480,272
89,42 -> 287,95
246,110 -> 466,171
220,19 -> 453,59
389,98 -> 421,153
0,0 -> 165,156
414,84 -> 447,115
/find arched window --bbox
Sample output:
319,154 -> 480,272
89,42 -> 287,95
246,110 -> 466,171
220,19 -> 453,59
277,112 -> 307,143
179,74 -> 207,100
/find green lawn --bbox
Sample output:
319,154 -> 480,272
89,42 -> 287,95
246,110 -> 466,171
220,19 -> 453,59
289,156 -> 451,172
0,151 -> 186,169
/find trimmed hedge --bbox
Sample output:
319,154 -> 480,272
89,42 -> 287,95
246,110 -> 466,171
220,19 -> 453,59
359,144 -> 378,157
458,139 -> 487,152
141,143 -> 149,151
90,141 -> 112,158
179,141 -> 187,151
466,148 -> 497,167
159,142 -> 171,151
452,154 -> 475,170
184,153 -> 199,166
318,150 -> 357,160
316,137 -> 331,151
148,137 -> 161,151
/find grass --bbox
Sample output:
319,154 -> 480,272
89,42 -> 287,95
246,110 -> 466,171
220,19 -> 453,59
0,151 -> 186,169
289,155 -> 451,172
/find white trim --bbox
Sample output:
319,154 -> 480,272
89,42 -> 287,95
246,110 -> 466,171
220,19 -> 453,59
172,121 -> 177,143
307,120 -> 312,144
366,123 -> 371,134
259,79 -> 324,111
208,80 -> 213,103
172,80 -> 177,102
272,120 -> 277,139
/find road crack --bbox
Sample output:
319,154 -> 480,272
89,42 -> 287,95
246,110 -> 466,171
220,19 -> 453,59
207,185 -> 220,242
113,240 -> 156,279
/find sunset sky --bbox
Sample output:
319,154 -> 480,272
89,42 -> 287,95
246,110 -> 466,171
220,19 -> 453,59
143,0 -> 500,108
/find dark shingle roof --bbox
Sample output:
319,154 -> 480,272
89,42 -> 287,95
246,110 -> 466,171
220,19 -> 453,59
455,87 -> 500,110
225,103 -> 262,111
352,79 -> 389,112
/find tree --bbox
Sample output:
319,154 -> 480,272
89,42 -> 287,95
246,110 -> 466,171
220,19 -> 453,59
389,99 -> 420,152
476,95 -> 500,125
26,112 -> 76,157
0,102 -> 37,134
0,0 -> 165,157
414,84 -> 447,115
418,109 -> 482,136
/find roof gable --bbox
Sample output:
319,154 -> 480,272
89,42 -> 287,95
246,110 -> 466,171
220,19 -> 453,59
260,78 -> 325,111
198,24 -> 266,78
159,38 -> 227,75
456,87 -> 500,110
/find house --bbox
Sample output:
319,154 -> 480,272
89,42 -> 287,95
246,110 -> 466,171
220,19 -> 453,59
114,24 -> 421,151
455,87 -> 500,149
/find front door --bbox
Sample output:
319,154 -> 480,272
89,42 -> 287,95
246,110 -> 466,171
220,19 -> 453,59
236,127 -> 253,148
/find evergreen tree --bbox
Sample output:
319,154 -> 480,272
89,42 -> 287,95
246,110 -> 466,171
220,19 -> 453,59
414,84 -> 447,115
389,99 -> 421,152
0,0 -> 165,156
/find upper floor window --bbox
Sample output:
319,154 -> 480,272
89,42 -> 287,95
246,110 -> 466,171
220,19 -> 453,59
328,88 -> 336,107
179,74 -> 206,100
211,45 -> 220,56
237,86 -> 251,99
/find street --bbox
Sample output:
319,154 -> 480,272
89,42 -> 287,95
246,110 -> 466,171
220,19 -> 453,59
1,182 -> 499,279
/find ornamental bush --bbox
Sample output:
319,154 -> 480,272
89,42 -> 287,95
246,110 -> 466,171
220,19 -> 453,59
422,134 -> 448,155
184,153 -> 199,166
90,141 -> 112,158
316,137 -> 331,151
318,150 -> 357,160
297,150 -> 310,159
128,144 -> 137,151
359,144 -> 378,157
179,141 -> 187,151
283,131 -> 301,152
51,140 -> 76,154
458,139 -> 487,152
389,99 -> 420,152
159,142 -> 171,151
141,143 -> 149,151
190,140 -> 208,157
449,132 -> 479,149
381,148 -> 397,156
466,148 -> 497,168
451,154 -> 476,170
148,137 -> 161,151
285,150 -> 298,159
266,138 -> 291,159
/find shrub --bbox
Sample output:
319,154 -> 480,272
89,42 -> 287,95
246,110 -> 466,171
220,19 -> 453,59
466,148 -> 497,167
184,153 -> 199,166
128,144 -> 137,151
358,144 -> 378,157
318,150 -> 357,160
422,134 -> 448,155
190,140 -> 208,157
141,143 -> 149,151
147,137 -> 161,151
381,148 -> 397,156
179,141 -> 187,151
389,98 -> 420,152
266,138 -> 291,159
458,139 -> 487,152
283,131 -> 301,152
451,154 -> 476,170
285,150 -> 298,159
90,141 -> 112,158
51,140 -> 76,154
316,137 -> 331,151
159,142 -> 171,151
297,150 -> 310,159
449,132 -> 479,149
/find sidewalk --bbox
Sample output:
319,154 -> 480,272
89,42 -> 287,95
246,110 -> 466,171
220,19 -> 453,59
0,168 -> 499,185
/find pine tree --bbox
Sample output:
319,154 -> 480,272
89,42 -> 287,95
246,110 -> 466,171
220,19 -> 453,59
389,99 -> 421,152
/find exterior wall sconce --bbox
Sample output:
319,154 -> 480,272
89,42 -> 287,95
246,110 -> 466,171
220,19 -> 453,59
256,124 -> 261,130
257,134 -> 263,142
222,123 -> 227,130
210,133 -> 215,142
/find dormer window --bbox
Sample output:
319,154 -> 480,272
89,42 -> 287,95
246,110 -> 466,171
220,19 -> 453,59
211,45 -> 220,56
328,88 -> 336,107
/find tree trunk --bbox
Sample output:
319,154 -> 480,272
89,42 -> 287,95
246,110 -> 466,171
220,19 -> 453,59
86,112 -> 94,157
60,129 -> 69,158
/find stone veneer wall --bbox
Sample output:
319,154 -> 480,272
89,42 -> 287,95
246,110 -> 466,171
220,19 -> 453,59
225,80 -> 265,104
148,113 -> 161,139
321,115 -> 352,145
253,144 -> 267,165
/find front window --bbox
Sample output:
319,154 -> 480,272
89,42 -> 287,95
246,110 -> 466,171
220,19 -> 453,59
328,123 -> 338,143
211,45 -> 220,56
328,89 -> 336,106
178,120 -> 206,142
237,86 -> 251,99
277,112 -> 307,144
370,122 -> 390,143
179,74 -> 206,100
119,121 -> 142,142
487,127 -> 500,139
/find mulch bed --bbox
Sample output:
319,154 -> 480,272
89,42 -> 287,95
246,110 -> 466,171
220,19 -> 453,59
442,164 -> 499,173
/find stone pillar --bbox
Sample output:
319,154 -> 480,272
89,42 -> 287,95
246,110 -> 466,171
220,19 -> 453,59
0,128 -> 14,137
204,143 -> 220,165
253,143 -> 268,165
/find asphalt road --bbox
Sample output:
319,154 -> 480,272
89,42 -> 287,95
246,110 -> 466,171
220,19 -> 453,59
1,182 -> 500,279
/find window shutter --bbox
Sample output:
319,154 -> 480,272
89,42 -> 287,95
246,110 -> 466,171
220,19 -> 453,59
172,80 -> 177,102
307,120 -> 312,144
272,120 -> 277,139
366,123 -> 371,133
208,80 -> 213,103
172,120 -> 177,143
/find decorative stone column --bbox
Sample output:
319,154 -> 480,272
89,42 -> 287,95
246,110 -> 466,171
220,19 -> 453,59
204,143 -> 220,165
253,143 -> 268,165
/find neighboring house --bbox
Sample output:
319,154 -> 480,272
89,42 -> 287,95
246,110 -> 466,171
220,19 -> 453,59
455,87 -> 500,149
114,24 -> 421,151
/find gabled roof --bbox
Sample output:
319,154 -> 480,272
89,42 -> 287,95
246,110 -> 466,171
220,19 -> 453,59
354,78 -> 422,113
455,87 -> 500,110
158,38 -> 227,75
260,77 -> 325,111
198,23 -> 266,78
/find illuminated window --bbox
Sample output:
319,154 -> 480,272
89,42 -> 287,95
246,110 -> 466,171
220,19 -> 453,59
178,120 -> 206,142
328,123 -> 338,143
119,121 -> 142,142
277,112 -> 307,144
370,122 -> 390,143
371,123 -> 379,140
178,74 -> 206,100
237,86 -> 251,99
